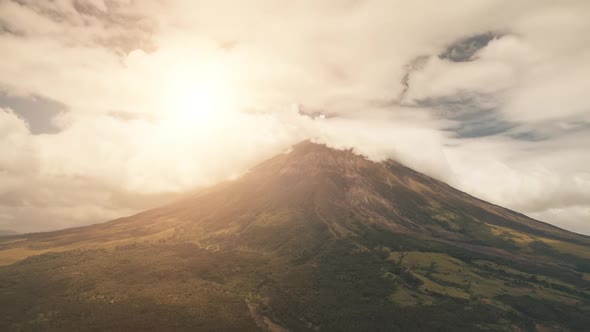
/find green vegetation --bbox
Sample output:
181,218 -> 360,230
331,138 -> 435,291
0,142 -> 589,330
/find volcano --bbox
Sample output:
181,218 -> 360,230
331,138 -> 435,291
1,141 -> 589,331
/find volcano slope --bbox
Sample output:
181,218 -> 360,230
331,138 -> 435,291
1,141 -> 589,331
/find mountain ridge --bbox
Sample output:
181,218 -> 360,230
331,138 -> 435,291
3,141 -> 587,246
1,141 -> 589,331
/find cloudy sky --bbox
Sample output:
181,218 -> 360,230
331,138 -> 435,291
1,0 -> 589,235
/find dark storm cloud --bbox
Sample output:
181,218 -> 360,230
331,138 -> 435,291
0,18 -> 23,36
0,91 -> 67,134
509,120 -> 590,142
396,55 -> 430,104
439,32 -> 501,62
8,0 -> 155,54
418,92 -> 590,141
396,33 -> 502,105
417,93 -> 516,138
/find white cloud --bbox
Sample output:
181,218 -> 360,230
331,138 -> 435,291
405,56 -> 516,100
531,206 -> 590,236
0,0 -> 589,234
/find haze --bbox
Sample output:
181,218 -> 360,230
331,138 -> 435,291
0,0 -> 589,234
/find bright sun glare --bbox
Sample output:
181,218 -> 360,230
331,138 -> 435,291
160,61 -> 237,128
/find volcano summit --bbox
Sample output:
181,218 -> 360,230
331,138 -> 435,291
1,142 -> 589,331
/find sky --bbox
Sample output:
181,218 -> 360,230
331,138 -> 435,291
0,0 -> 589,235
